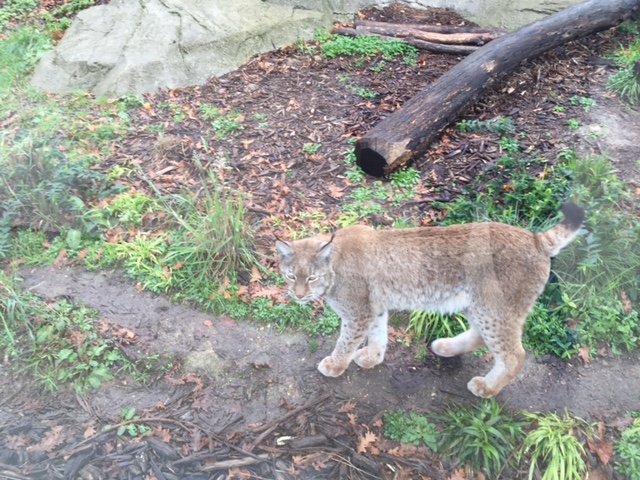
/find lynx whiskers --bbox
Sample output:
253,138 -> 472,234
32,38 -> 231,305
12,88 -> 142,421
276,203 -> 584,398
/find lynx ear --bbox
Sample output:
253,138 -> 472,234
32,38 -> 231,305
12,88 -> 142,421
275,240 -> 293,259
317,232 -> 335,260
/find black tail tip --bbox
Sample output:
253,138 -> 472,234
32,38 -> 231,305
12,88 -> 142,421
561,202 -> 585,230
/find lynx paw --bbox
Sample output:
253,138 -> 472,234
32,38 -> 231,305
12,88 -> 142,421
467,376 -> 495,398
353,346 -> 384,369
318,356 -> 347,377
431,338 -> 455,357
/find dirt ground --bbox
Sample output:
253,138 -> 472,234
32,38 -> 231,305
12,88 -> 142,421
2,4 -> 640,480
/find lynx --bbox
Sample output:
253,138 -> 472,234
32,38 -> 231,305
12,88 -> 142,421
276,203 -> 584,398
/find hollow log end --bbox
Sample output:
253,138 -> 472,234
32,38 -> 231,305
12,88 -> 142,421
355,142 -> 387,177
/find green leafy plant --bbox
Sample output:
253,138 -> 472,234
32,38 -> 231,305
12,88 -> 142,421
569,95 -> 596,112
607,37 -> 640,104
384,410 -> 438,450
0,273 -> 133,393
566,118 -> 581,130
302,143 -> 322,155
497,136 -> 520,155
315,31 -> 418,61
436,399 -> 528,478
349,85 -> 377,98
0,0 -> 39,30
0,139 -> 122,232
521,410 -> 592,480
615,416 -> 640,479
456,117 -> 515,135
408,311 -> 467,343
111,407 -> 152,437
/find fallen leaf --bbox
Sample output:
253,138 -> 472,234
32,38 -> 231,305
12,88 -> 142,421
32,425 -> 65,453
577,345 -> 590,365
251,264 -> 262,281
338,401 -> 356,413
448,469 -> 466,480
621,290 -> 632,314
83,425 -> 96,439
357,430 -> 377,454
327,184 -> 345,199
347,412 -> 358,426
203,320 -> 213,328
54,248 -> 68,268
588,437 -> 613,465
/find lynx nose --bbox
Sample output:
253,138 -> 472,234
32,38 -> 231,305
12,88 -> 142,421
293,283 -> 309,301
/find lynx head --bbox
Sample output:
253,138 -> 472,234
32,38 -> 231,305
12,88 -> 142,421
275,234 -> 335,303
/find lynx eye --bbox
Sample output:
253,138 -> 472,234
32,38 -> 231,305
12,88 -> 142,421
307,275 -> 319,282
286,273 -> 296,281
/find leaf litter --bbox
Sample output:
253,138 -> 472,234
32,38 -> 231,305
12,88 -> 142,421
3,1 -> 640,479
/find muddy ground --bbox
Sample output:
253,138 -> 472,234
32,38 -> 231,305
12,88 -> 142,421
1,3 -> 640,480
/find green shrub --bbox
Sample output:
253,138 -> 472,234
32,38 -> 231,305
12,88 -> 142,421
436,399 -> 528,477
615,416 -> 640,480
521,410 -> 591,480
384,410 -> 438,450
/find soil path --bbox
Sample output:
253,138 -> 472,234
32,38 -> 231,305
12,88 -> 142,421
21,266 -> 640,424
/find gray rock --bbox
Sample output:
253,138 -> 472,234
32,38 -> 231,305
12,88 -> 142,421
32,0 -> 331,97
182,349 -> 227,378
31,0 -> 583,97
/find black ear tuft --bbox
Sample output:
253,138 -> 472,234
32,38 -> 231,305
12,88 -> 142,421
318,231 -> 335,253
560,202 -> 585,231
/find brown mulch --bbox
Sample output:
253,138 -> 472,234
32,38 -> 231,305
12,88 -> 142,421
2,1 -> 637,479
103,4 -> 628,240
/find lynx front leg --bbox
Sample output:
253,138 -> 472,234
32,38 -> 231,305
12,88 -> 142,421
318,317 -> 368,377
353,309 -> 389,369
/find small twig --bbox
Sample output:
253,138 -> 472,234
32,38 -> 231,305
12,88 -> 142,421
0,462 -> 32,480
200,454 -> 270,472
251,392 -> 332,434
248,206 -> 276,216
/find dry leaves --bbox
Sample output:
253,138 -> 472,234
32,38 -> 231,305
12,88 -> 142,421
577,345 -> 590,365
356,430 -> 379,455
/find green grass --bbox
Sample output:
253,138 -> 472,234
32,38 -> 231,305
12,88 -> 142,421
436,400 -> 528,478
521,410 -> 591,480
315,30 -> 418,61
407,311 -> 467,343
615,415 -> 640,479
0,272 -> 139,393
607,37 -> 640,104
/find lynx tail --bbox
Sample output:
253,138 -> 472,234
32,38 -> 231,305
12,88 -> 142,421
537,202 -> 585,257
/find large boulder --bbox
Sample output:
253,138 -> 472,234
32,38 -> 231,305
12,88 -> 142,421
31,0 -> 584,97
31,0 -> 333,97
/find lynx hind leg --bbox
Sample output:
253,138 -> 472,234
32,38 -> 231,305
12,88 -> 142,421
318,316 -> 369,377
431,328 -> 485,357
467,312 -> 527,398
353,310 -> 389,369
468,342 -> 525,398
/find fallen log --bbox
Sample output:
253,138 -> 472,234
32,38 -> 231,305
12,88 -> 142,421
346,23 -> 502,45
333,28 -> 479,55
355,19 -> 508,36
355,0 -> 640,177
